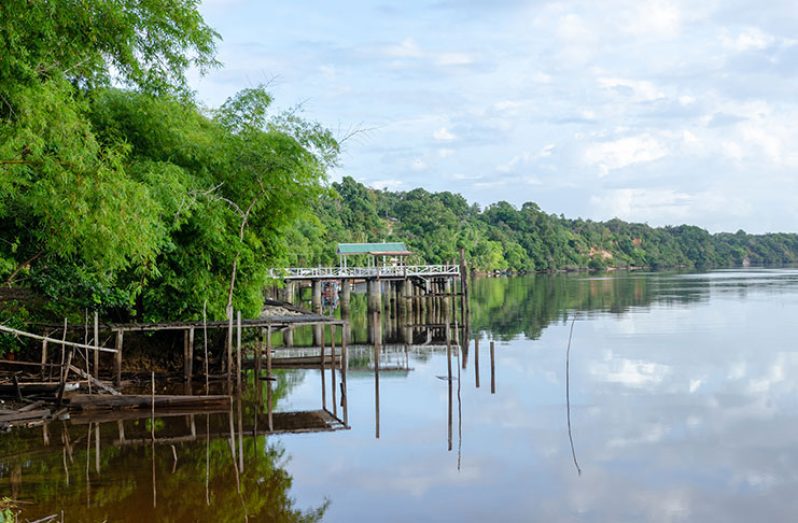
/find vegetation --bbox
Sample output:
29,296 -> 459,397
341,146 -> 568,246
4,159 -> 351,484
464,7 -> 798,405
0,0 -> 337,325
293,176 -> 798,273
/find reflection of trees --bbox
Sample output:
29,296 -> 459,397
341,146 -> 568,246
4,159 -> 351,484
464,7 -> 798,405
1,371 -> 327,522
469,273 -> 707,340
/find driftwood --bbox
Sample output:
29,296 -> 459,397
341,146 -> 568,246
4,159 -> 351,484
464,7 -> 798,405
68,393 -> 231,411
68,364 -> 120,396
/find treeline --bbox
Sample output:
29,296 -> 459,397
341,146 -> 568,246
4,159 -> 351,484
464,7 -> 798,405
291,176 -> 798,272
0,1 -> 338,326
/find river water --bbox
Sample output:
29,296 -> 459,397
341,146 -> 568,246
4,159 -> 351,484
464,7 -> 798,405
4,269 -> 798,521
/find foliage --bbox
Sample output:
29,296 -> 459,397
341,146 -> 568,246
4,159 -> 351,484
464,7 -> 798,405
0,1 -> 337,326
296,177 -> 798,273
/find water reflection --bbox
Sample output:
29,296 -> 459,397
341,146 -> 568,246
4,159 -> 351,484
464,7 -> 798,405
5,269 -> 798,521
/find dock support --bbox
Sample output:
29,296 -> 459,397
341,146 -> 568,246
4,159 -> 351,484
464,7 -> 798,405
341,280 -> 351,314
114,331 -> 124,387
184,328 -> 194,383
312,281 -> 322,346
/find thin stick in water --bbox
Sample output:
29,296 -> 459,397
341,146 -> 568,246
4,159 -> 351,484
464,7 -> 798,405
565,315 -> 582,476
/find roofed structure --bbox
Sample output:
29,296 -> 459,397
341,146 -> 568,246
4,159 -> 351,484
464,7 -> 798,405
336,242 -> 413,268
336,242 -> 412,256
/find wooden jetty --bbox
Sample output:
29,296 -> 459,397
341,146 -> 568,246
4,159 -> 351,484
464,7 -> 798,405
269,242 -> 469,346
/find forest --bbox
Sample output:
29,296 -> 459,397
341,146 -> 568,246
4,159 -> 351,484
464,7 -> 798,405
3,0 -> 798,331
293,176 -> 798,273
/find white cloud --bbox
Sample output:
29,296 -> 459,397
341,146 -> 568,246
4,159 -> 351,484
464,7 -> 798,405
369,179 -> 404,190
722,27 -> 775,52
410,158 -> 428,171
598,77 -> 666,102
583,134 -> 668,175
384,37 -> 423,58
433,127 -> 456,142
435,52 -> 474,66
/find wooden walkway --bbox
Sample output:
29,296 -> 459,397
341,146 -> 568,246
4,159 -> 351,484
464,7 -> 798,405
269,264 -> 461,281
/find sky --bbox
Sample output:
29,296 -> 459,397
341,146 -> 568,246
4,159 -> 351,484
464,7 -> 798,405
192,0 -> 798,234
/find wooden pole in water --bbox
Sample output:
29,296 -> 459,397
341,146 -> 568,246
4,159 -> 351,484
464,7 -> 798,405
236,311 -> 242,391
93,311 -> 99,380
59,318 -> 67,382
266,326 -> 273,431
255,328 -> 263,384
186,327 -> 195,383
320,324 -> 326,410
203,301 -> 209,394
114,330 -> 124,387
341,323 -> 348,426
40,337 -> 48,381
331,324 -> 337,417
490,340 -> 496,394
226,309 -> 233,388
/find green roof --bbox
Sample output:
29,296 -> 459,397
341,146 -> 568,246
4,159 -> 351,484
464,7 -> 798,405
336,242 -> 411,255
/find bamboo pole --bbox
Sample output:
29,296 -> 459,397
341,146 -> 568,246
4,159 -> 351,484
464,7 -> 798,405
93,312 -> 99,380
40,337 -> 48,381
0,325 -> 118,353
114,330 -> 124,387
236,311 -> 242,391
203,301 -> 209,394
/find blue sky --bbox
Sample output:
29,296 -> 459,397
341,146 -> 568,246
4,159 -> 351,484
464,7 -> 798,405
193,0 -> 798,233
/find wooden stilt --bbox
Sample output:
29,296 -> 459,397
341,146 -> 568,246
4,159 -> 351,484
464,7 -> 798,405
236,311 -> 242,391
266,326 -> 273,431
40,338 -> 48,381
341,323 -> 348,426
93,312 -> 99,380
320,325 -> 326,410
331,325 -> 337,417
114,330 -> 124,387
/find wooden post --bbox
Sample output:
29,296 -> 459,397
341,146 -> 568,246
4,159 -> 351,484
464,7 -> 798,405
255,329 -> 263,381
93,311 -> 99,380
114,330 -> 124,387
490,340 -> 496,394
331,325 -> 337,417
203,301 -> 209,394
185,327 -> 194,383
236,311 -> 242,390
266,326 -> 273,431
40,338 -> 48,381
320,324 -> 326,410
56,348 -> 75,409
341,323 -> 348,426
226,309 -> 233,388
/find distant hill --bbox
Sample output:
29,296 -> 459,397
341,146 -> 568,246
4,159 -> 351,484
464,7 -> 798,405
286,176 -> 798,272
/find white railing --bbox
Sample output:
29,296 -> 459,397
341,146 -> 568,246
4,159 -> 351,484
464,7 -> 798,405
269,264 -> 461,280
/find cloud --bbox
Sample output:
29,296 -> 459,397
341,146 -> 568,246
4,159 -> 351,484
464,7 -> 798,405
583,134 -> 669,175
722,27 -> 776,52
433,127 -> 456,141
598,77 -> 666,102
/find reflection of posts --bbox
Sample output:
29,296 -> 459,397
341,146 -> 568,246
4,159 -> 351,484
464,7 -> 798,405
342,324 -> 349,427
374,342 -> 380,439
490,340 -> 496,394
474,337 -> 480,388
447,318 -> 453,452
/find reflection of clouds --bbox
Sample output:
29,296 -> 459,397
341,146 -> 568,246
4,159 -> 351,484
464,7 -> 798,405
591,358 -> 670,387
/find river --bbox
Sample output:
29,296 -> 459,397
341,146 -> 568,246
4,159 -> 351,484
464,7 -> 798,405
4,269 -> 798,521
